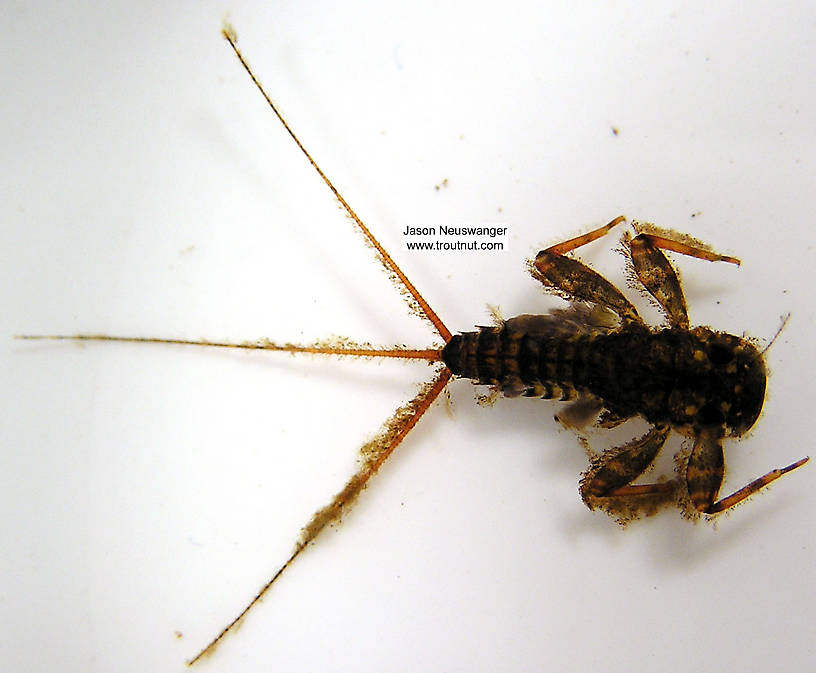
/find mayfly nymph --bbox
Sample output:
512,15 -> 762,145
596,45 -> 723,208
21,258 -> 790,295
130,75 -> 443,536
17,25 -> 808,665
442,215 -> 807,519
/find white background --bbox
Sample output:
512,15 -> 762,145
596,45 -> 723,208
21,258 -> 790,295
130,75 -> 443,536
2,2 -> 815,672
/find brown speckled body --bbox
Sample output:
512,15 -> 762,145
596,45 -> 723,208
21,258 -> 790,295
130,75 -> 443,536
436,218 -> 807,519
441,320 -> 766,439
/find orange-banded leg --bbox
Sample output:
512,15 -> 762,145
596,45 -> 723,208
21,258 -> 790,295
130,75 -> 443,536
627,228 -> 740,329
686,433 -> 809,514
580,425 -> 673,507
532,216 -> 642,324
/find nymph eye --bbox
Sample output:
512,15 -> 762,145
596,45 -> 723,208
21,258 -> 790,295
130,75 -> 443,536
708,343 -> 733,365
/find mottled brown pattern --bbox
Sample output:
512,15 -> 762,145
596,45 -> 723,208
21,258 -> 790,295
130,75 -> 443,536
581,426 -> 671,499
686,433 -> 725,512
443,216 -> 807,520
443,323 -> 766,437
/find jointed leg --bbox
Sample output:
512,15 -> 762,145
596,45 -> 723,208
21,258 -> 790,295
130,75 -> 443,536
627,225 -> 740,328
542,215 -> 627,255
686,433 -> 809,514
580,425 -> 672,506
532,216 -> 642,324
633,228 -> 741,266
628,234 -> 689,328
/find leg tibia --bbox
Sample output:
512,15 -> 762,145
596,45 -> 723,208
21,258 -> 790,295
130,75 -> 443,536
634,230 -> 740,266
702,456 -> 808,514
542,215 -> 626,255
